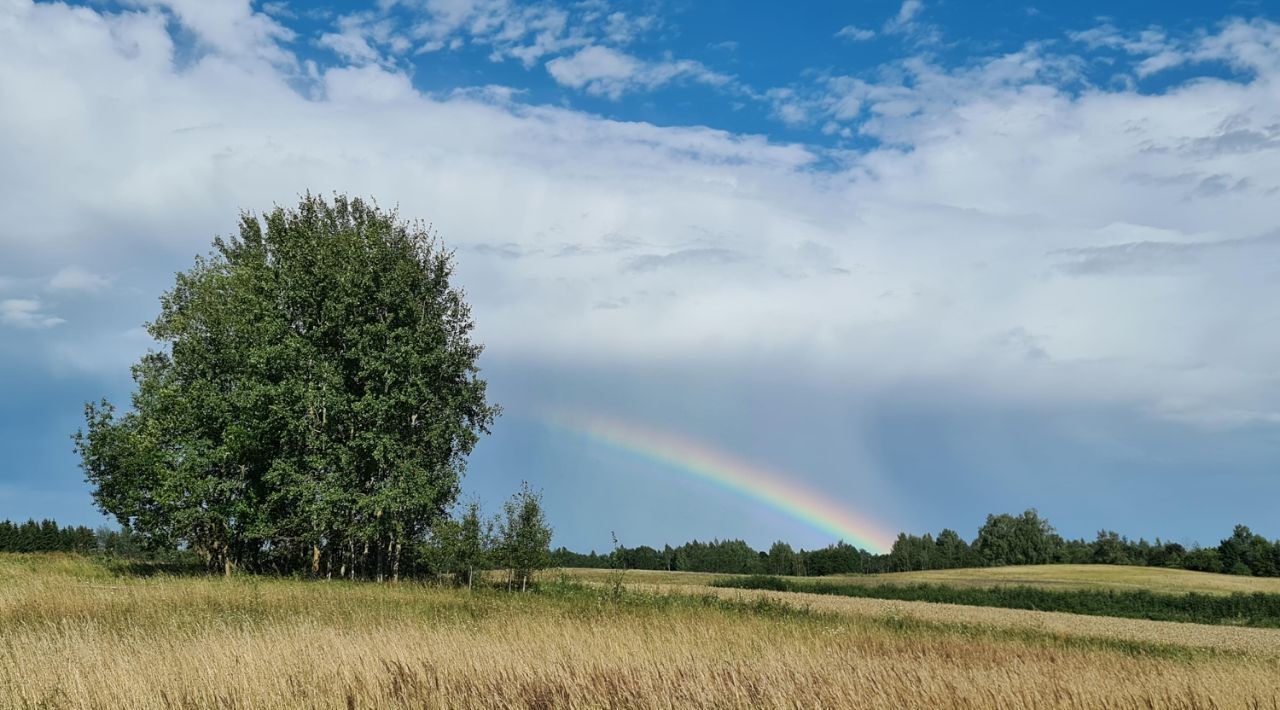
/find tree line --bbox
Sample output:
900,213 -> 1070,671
12,506 -> 1276,581
553,510 -> 1280,578
0,519 -> 96,554
0,484 -> 551,587
0,519 -> 191,560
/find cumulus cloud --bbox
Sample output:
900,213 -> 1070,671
2,0 -> 1280,428
128,0 -> 297,67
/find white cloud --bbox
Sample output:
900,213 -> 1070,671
261,2 -> 295,20
1070,19 -> 1280,80
317,11 -> 414,66
312,1 -> 723,99
601,11 -> 657,45
48,266 -> 111,293
884,0 -> 924,34
896,0 -> 923,25
349,0 -> 675,73
1,299 -> 63,329
771,45 -> 1083,135
835,25 -> 875,42
764,88 -> 809,125
395,0 -> 581,66
318,28 -> 383,65
3,1 -> 1280,427
882,0 -> 939,44
545,46 -> 731,100
545,45 -> 636,89
323,64 -> 417,102
127,0 -> 296,68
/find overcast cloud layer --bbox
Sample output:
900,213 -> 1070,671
2,0 -> 1279,548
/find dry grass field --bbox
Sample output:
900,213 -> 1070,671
3,555 -> 1279,709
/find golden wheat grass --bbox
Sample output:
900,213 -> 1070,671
2,555 -> 1278,709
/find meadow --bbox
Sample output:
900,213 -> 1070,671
833,564 -> 1280,595
714,575 -> 1280,627
3,555 -> 1280,708
562,563 -> 1280,595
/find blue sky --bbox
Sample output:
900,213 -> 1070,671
2,0 -> 1280,553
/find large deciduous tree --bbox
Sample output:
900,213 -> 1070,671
74,194 -> 499,578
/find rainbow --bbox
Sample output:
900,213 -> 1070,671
546,411 -> 896,553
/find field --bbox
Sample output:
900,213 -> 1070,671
561,563 -> 1280,595
3,556 -> 1279,709
832,564 -> 1280,595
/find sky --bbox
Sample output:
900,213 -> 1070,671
2,0 -> 1280,554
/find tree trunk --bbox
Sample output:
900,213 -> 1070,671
391,541 -> 401,583
311,545 -> 321,576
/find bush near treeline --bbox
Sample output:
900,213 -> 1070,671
554,510 -> 1280,578
713,575 -> 1280,628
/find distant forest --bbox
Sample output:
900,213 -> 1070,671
553,510 -> 1280,579
7,510 -> 1279,580
0,519 -> 187,560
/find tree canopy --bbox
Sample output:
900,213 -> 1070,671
499,482 -> 553,591
75,194 -> 499,579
